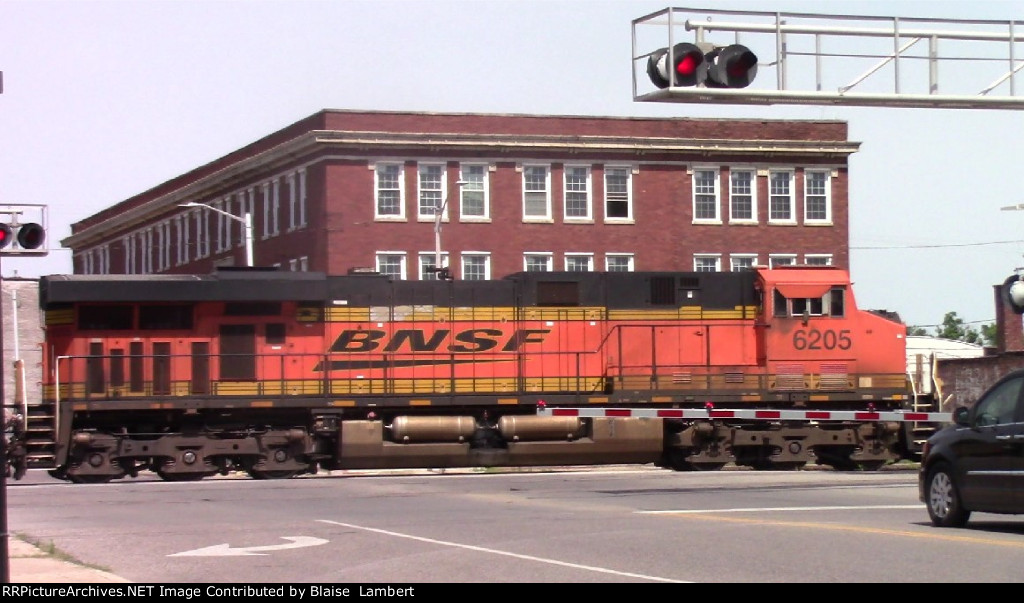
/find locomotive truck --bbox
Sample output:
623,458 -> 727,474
11,265 -> 956,483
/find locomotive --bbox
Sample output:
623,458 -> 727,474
24,265 -> 949,483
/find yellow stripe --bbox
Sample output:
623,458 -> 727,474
409,399 -> 432,406
250,400 -> 274,408
497,398 -> 520,405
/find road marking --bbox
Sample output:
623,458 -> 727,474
317,519 -> 689,583
640,509 -> 1024,548
169,536 -> 329,557
640,505 -> 922,514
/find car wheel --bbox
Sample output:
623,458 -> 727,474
926,463 -> 971,528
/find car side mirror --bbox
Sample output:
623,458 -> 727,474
953,406 -> 971,427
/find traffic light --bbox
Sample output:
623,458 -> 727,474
647,43 -> 758,89
1005,274 -> 1024,315
0,222 -> 46,253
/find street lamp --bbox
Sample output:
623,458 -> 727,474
433,180 -> 467,280
179,202 -> 254,267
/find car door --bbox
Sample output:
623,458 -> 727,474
1009,376 -> 1024,511
954,373 -> 1024,512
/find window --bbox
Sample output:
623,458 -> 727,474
769,170 -> 794,223
417,163 -> 445,220
729,169 -> 756,222
606,254 -> 634,272
769,254 -> 796,268
461,253 -> 490,280
564,166 -> 591,220
375,252 -> 406,279
375,163 -> 404,219
604,166 -> 632,220
805,254 -> 833,266
730,254 -> 757,271
524,253 -> 552,272
804,170 -> 831,223
419,252 -> 449,280
828,287 -> 845,317
564,253 -> 593,272
266,323 -> 286,345
460,164 -> 489,220
522,165 -> 551,220
288,170 -> 307,231
693,169 -> 720,222
262,179 -> 280,238
694,254 -> 721,272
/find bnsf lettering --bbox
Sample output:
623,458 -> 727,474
329,328 -> 551,353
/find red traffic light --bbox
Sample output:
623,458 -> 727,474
705,44 -> 759,88
647,43 -> 706,88
0,224 -> 11,249
16,223 -> 45,250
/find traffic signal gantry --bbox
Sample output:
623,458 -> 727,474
0,204 -> 48,256
633,7 -> 1024,110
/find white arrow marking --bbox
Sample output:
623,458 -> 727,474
168,536 -> 329,557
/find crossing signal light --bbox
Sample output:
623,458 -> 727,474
16,223 -> 45,250
647,43 -> 758,89
1005,275 -> 1024,315
647,43 -> 705,88
0,222 -> 46,252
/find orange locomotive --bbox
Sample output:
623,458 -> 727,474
31,265 -> 938,483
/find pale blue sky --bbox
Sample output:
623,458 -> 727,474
1,0 -> 1022,329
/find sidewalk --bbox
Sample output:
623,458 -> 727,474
6,537 -> 130,583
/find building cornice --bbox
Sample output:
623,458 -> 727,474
63,129 -> 859,249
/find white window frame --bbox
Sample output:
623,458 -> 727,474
728,168 -> 757,224
418,252 -> 450,281
522,165 -> 552,221
804,254 -> 833,266
694,254 -> 721,272
459,164 -> 489,221
692,167 -> 721,224
524,252 -> 553,272
417,163 -> 446,222
375,252 -> 407,279
461,252 -> 491,281
769,254 -> 797,268
768,169 -> 796,225
564,253 -> 594,272
604,166 -> 633,222
729,254 -> 758,272
563,165 -> 592,222
375,162 -> 405,220
804,169 -> 832,224
605,253 -> 634,272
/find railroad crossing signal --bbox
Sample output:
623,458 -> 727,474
647,42 -> 758,89
0,204 -> 49,256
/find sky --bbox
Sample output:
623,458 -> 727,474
0,0 -> 1022,331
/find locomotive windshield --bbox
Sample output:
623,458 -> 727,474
773,286 -> 845,318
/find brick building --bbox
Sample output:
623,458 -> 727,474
62,110 -> 858,279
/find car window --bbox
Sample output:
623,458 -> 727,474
973,376 -> 1023,426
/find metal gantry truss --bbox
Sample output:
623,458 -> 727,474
632,7 -> 1024,109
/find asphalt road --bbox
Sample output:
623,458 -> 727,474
6,465 -> 1024,583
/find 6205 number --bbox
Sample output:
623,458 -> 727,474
792,329 -> 852,350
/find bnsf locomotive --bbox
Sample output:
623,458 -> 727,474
32,265 -> 943,483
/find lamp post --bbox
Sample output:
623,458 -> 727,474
433,180 -> 467,280
179,202 -> 254,267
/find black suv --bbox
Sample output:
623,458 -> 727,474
919,368 -> 1024,527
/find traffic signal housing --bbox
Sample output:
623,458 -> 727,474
1005,274 -> 1024,315
0,222 -> 46,253
647,43 -> 758,89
